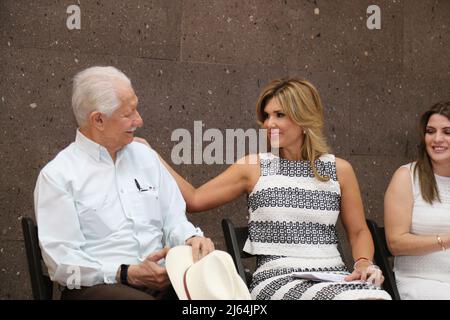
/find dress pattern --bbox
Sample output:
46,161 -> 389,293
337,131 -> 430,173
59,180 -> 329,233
244,153 -> 391,300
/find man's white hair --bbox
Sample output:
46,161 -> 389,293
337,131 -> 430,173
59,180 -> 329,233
72,66 -> 131,127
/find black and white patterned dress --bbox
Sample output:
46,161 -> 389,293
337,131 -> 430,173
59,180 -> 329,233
244,153 -> 391,300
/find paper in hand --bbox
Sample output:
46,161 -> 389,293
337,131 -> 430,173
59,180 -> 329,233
292,272 -> 364,283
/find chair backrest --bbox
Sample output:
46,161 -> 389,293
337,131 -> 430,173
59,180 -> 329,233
365,219 -> 401,300
21,217 -> 53,300
221,218 -> 253,286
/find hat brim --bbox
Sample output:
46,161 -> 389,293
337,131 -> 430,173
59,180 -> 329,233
166,246 -> 252,300
215,250 -> 252,300
166,245 -> 194,300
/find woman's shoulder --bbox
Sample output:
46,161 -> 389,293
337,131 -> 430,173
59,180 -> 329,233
400,161 -> 416,171
392,162 -> 416,184
385,163 -> 416,201
333,156 -> 353,173
236,153 -> 260,165
234,154 -> 261,176
234,154 -> 261,190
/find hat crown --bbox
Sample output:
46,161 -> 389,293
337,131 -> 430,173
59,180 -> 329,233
186,250 -> 237,299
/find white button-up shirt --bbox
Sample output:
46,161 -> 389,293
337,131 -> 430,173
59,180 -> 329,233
34,130 -> 202,287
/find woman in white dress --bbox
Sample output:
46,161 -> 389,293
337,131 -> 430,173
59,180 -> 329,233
384,101 -> 450,300
138,78 -> 390,299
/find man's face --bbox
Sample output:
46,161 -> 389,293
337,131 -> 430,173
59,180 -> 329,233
101,84 -> 143,152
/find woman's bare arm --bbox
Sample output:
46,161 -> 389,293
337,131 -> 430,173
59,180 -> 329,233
159,154 -> 258,212
336,158 -> 374,262
384,167 -> 450,256
133,137 -> 259,212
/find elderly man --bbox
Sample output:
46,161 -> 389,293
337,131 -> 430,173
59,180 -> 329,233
34,66 -> 214,300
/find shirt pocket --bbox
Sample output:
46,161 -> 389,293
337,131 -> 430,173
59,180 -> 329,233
131,189 -> 161,225
75,193 -> 123,239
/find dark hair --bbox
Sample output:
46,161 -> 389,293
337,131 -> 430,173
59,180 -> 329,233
414,101 -> 450,203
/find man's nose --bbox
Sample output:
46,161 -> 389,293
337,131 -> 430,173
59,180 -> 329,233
134,112 -> 144,127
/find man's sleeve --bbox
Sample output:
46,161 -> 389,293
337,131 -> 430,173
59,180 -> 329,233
155,156 -> 204,247
34,170 -> 119,287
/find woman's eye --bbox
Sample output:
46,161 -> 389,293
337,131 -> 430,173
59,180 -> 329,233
277,112 -> 284,118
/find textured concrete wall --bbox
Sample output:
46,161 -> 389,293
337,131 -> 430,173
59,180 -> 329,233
1,0 -> 449,299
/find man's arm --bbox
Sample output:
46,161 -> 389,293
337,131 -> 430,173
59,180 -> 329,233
34,170 -> 119,287
155,154 -> 203,246
154,152 -> 214,260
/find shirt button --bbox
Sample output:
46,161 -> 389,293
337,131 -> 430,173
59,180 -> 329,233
120,189 -> 124,194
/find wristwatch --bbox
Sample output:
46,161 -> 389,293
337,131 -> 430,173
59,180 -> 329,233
120,264 -> 130,285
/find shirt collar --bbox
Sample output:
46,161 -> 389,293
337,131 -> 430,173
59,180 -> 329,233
75,129 -> 113,162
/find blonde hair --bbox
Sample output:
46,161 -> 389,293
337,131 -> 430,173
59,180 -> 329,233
414,101 -> 450,203
256,78 -> 330,182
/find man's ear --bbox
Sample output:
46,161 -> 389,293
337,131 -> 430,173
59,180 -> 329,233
89,111 -> 105,131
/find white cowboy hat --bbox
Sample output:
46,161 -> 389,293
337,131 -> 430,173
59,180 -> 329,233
165,246 -> 252,300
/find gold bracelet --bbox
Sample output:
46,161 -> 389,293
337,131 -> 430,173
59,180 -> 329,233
436,235 -> 446,251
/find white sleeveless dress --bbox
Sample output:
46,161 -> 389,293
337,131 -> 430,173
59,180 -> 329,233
244,153 -> 391,300
394,162 -> 450,300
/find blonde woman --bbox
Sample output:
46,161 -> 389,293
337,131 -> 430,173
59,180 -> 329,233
384,102 -> 450,299
138,78 -> 390,300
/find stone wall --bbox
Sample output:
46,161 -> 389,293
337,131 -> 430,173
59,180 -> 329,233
0,0 -> 448,299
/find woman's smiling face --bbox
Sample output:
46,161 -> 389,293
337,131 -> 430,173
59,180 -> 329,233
425,113 -> 450,166
262,97 -> 304,150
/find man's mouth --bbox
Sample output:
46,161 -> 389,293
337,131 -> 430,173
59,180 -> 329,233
126,128 -> 137,134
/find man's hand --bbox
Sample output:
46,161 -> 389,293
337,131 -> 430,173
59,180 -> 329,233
127,247 -> 171,290
186,236 -> 215,262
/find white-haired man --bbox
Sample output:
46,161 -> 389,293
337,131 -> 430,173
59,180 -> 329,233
34,66 -> 214,299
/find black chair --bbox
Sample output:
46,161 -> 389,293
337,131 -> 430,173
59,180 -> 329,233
221,218 -> 254,286
365,218 -> 401,300
21,217 -> 53,300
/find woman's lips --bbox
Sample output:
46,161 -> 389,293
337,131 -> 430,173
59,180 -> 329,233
431,146 -> 448,153
269,129 -> 281,139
